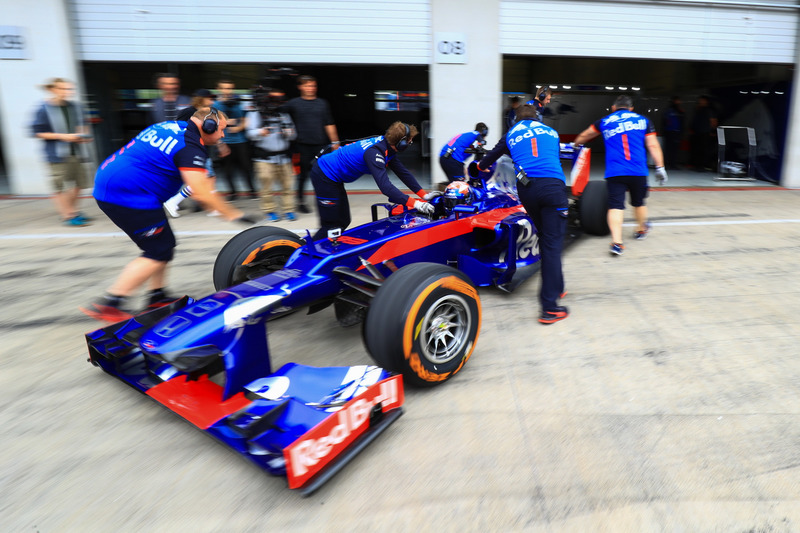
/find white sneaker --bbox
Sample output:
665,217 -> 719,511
164,200 -> 181,218
207,210 -> 221,217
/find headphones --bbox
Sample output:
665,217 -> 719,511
201,108 -> 220,134
536,85 -> 549,102
396,123 -> 411,152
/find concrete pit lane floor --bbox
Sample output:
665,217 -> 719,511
2,184 -> 800,532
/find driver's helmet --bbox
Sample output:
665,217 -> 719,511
443,181 -> 472,210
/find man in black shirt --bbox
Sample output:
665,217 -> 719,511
282,75 -> 340,213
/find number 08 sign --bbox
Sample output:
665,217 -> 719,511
434,32 -> 467,64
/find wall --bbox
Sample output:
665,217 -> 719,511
430,0 -> 502,185
1,0 -> 85,195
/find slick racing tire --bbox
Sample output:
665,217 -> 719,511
579,180 -> 610,236
364,263 -> 481,387
213,226 -> 304,290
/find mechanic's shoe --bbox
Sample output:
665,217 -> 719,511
63,215 -> 90,227
144,289 -> 180,311
609,242 -> 625,256
164,198 -> 182,218
634,222 -> 651,240
285,212 -> 296,221
266,212 -> 280,222
298,204 -> 311,214
80,297 -> 133,323
539,306 -> 569,324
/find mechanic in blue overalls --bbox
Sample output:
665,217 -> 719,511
438,122 -> 489,182
310,121 -> 437,241
470,104 -> 569,325
574,94 -> 668,256
81,107 -> 255,322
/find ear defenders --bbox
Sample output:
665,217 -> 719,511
537,85 -> 549,102
202,108 -> 220,134
396,123 -> 411,152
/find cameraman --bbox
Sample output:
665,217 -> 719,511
246,87 -> 297,222
212,79 -> 256,199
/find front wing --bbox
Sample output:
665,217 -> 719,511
86,302 -> 404,495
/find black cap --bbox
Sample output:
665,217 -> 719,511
194,88 -> 215,98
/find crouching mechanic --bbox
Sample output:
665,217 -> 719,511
469,104 -> 569,324
311,121 -> 436,240
439,122 -> 489,182
81,107 -> 257,322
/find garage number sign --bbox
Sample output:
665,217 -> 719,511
1,26 -> 29,60
434,32 -> 467,64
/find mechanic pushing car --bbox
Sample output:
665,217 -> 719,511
81,107 -> 256,322
573,94 -> 668,256
470,104 -> 569,324
438,122 -> 489,182
310,121 -> 438,240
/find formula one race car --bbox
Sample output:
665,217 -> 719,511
86,148 -> 606,494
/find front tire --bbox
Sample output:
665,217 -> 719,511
213,226 -> 304,290
364,263 -> 481,387
579,180 -> 610,236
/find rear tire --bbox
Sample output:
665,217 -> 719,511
364,263 -> 481,387
213,226 -> 304,290
579,180 -> 610,236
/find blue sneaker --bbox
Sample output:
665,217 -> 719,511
609,242 -> 625,256
634,222 -> 651,240
76,211 -> 94,221
285,212 -> 296,221
266,212 -> 280,222
63,215 -> 90,227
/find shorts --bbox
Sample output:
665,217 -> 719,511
606,175 -> 649,210
49,155 -> 90,192
96,199 -> 176,262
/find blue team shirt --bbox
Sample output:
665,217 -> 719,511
593,109 -> 656,178
439,130 -> 483,163
479,120 -> 564,182
317,136 -> 423,205
94,121 -> 208,209
506,120 -> 564,181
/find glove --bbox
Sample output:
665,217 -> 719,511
423,190 -> 443,201
412,200 -> 435,216
654,166 -> 668,185
467,161 -> 483,178
236,214 -> 259,225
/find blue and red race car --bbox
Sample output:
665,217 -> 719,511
86,148 -> 607,494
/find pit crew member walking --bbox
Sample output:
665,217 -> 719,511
470,105 -> 569,324
438,122 -> 489,182
574,95 -> 668,256
311,121 -> 436,240
81,107 -> 254,322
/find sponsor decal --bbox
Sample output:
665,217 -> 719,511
602,118 -> 647,141
284,375 -> 404,489
499,218 -> 539,263
137,127 -> 179,155
507,126 -> 558,149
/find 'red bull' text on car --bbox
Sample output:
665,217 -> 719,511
86,146 -> 607,494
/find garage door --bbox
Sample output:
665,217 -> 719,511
500,0 -> 798,63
